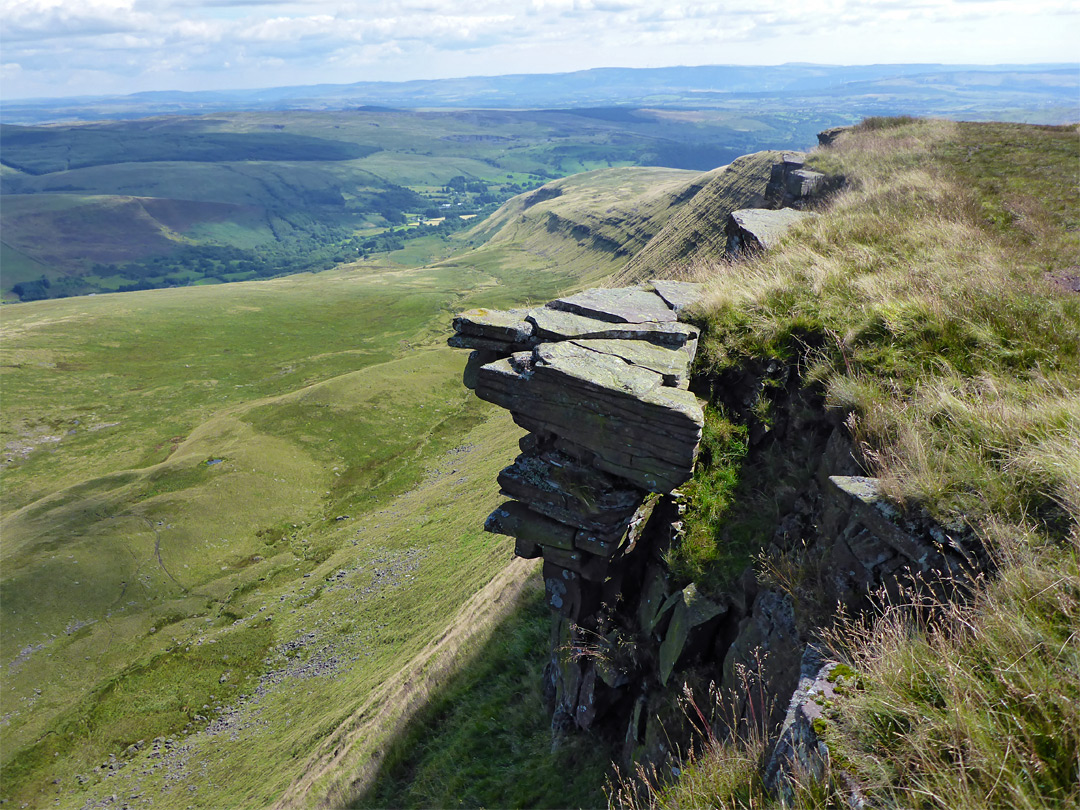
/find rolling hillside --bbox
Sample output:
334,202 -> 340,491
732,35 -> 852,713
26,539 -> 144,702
0,107 -> 822,301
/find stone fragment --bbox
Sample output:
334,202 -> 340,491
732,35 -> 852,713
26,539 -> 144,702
827,476 -> 927,564
453,307 -> 534,343
462,349 -> 500,390
817,125 -> 853,146
786,169 -> 825,199
637,564 -> 671,633
764,646 -> 841,802
485,500 -> 577,551
573,526 -> 626,558
725,208 -> 818,256
658,584 -> 726,685
543,561 -> 598,619
448,333 -> 529,353
527,307 -> 697,347
542,545 -> 610,582
570,338 -> 691,387
649,280 -> 706,315
497,448 -> 644,532
514,537 -> 542,559
547,287 -> 677,324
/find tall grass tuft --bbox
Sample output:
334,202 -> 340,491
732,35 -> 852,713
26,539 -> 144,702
647,119 -> 1080,807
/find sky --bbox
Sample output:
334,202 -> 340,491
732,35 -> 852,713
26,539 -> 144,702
1,0 -> 1077,100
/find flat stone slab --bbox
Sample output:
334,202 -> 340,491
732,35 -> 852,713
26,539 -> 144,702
547,287 -> 677,324
786,169 -> 825,198
448,333 -> 532,353
475,342 -> 703,491
570,338 -> 691,387
527,307 -> 696,347
649,280 -> 706,315
727,208 -> 817,254
453,307 -> 535,344
498,448 -> 644,532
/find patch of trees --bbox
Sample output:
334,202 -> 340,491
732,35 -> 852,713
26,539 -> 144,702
444,175 -> 488,194
11,275 -> 50,301
348,187 -> 427,224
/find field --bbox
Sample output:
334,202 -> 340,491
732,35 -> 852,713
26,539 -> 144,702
0,199 -> 627,807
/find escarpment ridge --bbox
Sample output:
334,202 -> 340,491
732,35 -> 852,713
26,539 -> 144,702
449,283 -> 984,785
446,138 -> 1005,794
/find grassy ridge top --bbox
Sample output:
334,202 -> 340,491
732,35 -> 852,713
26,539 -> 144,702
644,118 -> 1080,809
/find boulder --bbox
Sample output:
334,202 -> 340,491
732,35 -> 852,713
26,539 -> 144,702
786,169 -> 825,200
725,208 -> 818,256
649,280 -> 706,315
817,125 -> 853,147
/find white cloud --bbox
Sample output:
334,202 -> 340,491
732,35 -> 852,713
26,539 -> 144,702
1,0 -> 1076,98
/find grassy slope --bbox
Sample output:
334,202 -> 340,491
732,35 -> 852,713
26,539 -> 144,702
2,168 -> 670,808
639,120 -> 1079,808
615,150 -> 783,283
0,155 -> 719,807
465,166 -> 704,290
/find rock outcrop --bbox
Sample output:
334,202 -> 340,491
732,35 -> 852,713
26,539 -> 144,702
725,208 -> 817,256
447,137 -> 984,794
451,282 -> 706,582
765,152 -> 826,209
817,125 -> 854,147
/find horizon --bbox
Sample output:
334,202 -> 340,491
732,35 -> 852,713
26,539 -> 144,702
5,59 -> 1077,105
2,0 -> 1077,101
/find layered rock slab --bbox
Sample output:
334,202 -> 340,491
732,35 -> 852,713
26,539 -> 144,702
725,208 -> 817,256
475,341 -> 702,492
449,280 -> 707,613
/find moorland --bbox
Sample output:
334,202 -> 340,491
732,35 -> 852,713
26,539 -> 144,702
2,69 -> 1078,810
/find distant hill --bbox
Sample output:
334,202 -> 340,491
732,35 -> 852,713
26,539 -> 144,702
3,63 -> 1076,126
0,107 -> 831,301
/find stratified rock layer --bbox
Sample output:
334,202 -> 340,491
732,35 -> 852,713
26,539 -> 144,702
449,279 -> 706,607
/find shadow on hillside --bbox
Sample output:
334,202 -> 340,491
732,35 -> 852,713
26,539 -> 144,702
351,575 -> 614,810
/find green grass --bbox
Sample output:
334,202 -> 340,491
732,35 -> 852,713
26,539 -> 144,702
689,119 -> 1079,527
665,407 -> 750,590
355,579 -> 614,810
820,541 -> 1080,809
0,216 -> 614,807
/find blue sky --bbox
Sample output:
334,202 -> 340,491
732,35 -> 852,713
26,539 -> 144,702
1,0 -> 1077,99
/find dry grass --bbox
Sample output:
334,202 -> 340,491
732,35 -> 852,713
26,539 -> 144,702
689,118 -> 1079,528
632,118 -> 1080,809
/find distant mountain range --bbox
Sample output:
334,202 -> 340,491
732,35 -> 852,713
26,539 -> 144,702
4,63 -> 1077,125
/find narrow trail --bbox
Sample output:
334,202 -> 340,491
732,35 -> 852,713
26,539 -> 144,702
273,555 -> 538,810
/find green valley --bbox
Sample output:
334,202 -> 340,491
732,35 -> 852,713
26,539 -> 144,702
1,155 -> 733,806
0,107 -> 822,302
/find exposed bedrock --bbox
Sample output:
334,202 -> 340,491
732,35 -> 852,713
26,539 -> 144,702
447,143 -> 984,792
449,281 -> 984,784
449,281 -> 707,627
